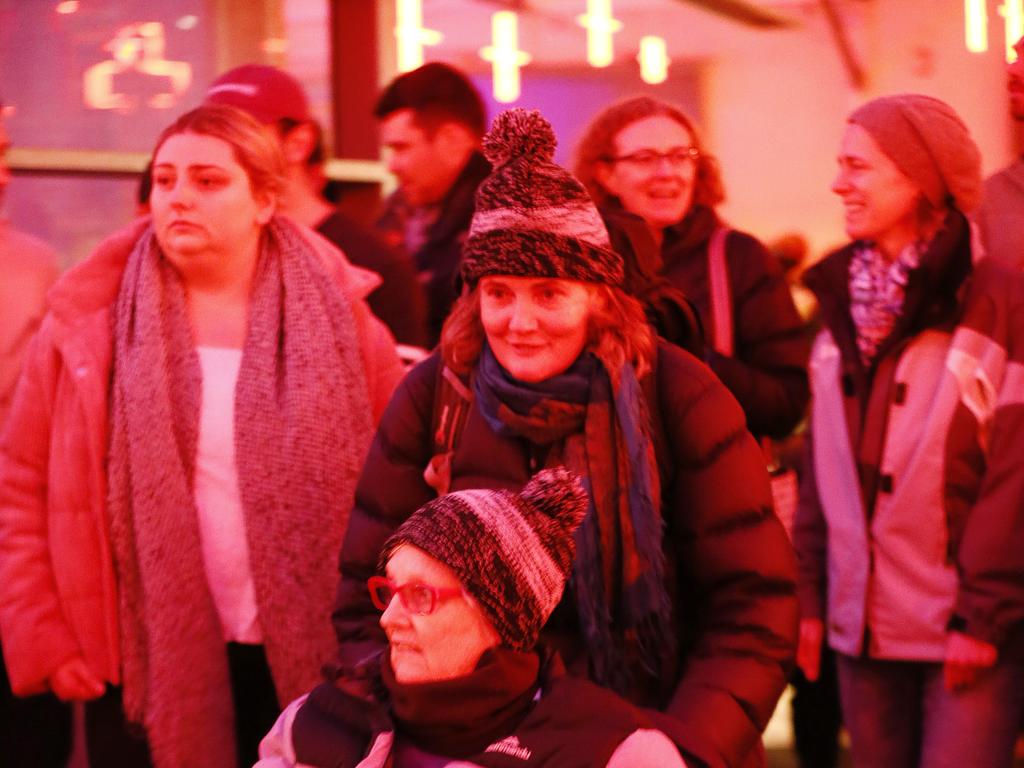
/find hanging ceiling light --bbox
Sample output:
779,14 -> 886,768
395,0 -> 442,73
577,0 -> 622,68
480,11 -> 531,103
965,0 -> 988,53
637,36 -> 669,84
1002,0 -> 1024,61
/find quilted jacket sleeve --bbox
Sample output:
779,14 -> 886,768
0,322 -> 80,694
330,354 -> 441,674
952,264 -> 1024,647
655,344 -> 799,768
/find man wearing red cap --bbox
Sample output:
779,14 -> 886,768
976,35 -> 1024,270
205,64 -> 427,347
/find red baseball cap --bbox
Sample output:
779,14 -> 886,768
204,64 -> 311,125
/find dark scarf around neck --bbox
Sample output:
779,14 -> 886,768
383,646 -> 541,759
473,344 -> 675,698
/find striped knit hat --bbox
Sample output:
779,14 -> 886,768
381,468 -> 588,651
460,108 -> 624,287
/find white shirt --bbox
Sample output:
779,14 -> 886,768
194,346 -> 262,643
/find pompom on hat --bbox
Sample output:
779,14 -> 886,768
381,468 -> 588,651
847,94 -> 982,213
460,108 -> 625,288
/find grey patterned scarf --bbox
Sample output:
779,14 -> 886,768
107,218 -> 374,768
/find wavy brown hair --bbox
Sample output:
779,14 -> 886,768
573,95 -> 725,212
440,282 -> 656,382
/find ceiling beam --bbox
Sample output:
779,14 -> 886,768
820,0 -> 867,89
670,0 -> 800,29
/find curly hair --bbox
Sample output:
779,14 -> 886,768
573,95 -> 725,212
440,282 -> 655,383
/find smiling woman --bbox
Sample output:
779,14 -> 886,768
574,96 -> 809,442
0,103 -> 404,768
329,108 -> 798,768
795,94 -> 1024,768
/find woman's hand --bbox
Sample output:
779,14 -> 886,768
796,618 -> 824,682
943,631 -> 997,691
49,657 -> 105,701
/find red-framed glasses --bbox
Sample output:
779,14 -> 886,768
367,576 -> 466,616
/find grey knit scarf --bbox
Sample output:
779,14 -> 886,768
107,218 -> 375,768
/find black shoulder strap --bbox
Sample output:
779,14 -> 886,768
425,364 -> 473,495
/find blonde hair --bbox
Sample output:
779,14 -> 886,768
573,95 -> 725,212
440,283 -> 655,381
152,104 -> 286,200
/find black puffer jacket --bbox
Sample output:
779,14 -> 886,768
331,342 -> 798,768
658,205 -> 810,439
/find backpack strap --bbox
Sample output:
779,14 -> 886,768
424,364 -> 473,496
707,226 -> 734,357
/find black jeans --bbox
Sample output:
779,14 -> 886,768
0,646 -> 71,768
80,643 -> 279,768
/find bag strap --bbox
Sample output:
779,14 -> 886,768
707,226 -> 734,357
424,364 -> 473,496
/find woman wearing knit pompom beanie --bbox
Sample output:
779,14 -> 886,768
326,107 -> 798,768
258,469 -> 687,767
794,94 -> 1024,767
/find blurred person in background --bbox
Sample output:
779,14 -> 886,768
574,95 -> 809,443
374,62 -> 490,346
0,104 -> 403,768
205,63 -> 428,348
795,94 -> 1024,767
0,93 -> 68,768
259,469 -> 686,768
975,35 -> 1024,270
330,108 -> 798,768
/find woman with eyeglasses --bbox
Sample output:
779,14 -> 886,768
259,469 -> 687,768
328,109 -> 797,768
574,96 -> 809,442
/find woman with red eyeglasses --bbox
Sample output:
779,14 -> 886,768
257,469 -> 685,768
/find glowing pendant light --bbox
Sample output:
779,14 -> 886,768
395,0 -> 442,73
577,0 -> 622,68
965,0 -> 988,53
638,36 -> 669,84
480,11 -> 531,103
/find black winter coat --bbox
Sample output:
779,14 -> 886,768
659,205 -> 810,440
331,342 -> 799,768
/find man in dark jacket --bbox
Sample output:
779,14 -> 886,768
373,62 -> 490,345
205,64 -> 428,347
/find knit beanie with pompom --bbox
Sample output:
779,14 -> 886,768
460,108 -> 625,288
381,468 -> 588,651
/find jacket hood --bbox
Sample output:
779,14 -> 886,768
46,215 -> 381,327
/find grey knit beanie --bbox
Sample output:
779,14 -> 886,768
847,94 -> 982,213
460,108 -> 625,288
381,468 -> 588,651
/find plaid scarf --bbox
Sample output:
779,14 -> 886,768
849,240 -> 924,366
107,218 -> 374,767
473,345 -> 674,696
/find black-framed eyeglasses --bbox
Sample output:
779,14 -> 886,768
368,576 -> 466,616
603,146 -> 700,171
